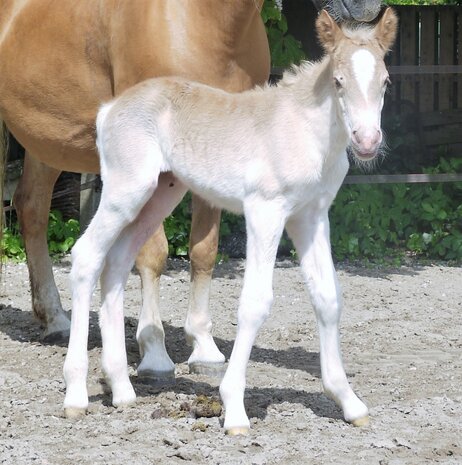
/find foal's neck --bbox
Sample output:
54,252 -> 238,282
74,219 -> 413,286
279,57 -> 349,157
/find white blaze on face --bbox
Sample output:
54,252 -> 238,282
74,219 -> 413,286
351,49 -> 376,101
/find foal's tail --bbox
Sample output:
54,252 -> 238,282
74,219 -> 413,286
0,116 -> 8,270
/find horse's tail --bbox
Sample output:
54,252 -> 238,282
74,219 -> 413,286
0,117 -> 8,271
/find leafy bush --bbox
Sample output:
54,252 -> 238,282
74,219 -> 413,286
1,226 -> 25,261
330,158 -> 462,262
47,210 -> 80,255
262,0 -> 305,67
1,210 -> 80,260
164,193 -> 192,256
386,1 -> 460,5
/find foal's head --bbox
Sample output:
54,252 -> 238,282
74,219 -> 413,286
316,8 -> 398,162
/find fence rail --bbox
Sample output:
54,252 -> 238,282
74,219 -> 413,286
344,173 -> 462,185
389,5 -> 462,113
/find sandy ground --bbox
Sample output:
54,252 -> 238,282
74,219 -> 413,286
0,257 -> 461,465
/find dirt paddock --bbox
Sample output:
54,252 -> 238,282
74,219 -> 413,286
0,258 -> 461,464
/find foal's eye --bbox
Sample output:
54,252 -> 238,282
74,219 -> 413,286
334,77 -> 343,90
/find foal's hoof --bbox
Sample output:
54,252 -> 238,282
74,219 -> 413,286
189,362 -> 225,378
42,329 -> 70,345
137,369 -> 176,387
351,415 -> 370,427
225,426 -> 250,436
64,407 -> 87,419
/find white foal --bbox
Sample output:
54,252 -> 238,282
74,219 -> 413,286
63,9 -> 398,433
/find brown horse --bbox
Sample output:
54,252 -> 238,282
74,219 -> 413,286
0,0 -> 382,381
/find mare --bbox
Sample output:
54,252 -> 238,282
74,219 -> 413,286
63,8 -> 398,434
0,0 -> 382,381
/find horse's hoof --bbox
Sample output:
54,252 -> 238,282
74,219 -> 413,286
42,329 -> 70,345
137,369 -> 175,387
351,415 -> 370,427
225,426 -> 250,436
189,362 -> 225,378
64,407 -> 87,419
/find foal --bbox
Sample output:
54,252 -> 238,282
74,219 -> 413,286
64,9 -> 398,434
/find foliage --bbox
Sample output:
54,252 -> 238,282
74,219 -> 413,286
47,211 -> 80,255
329,158 -> 462,262
262,0 -> 305,67
1,210 -> 80,260
1,226 -> 25,261
2,159 -> 460,263
385,0 -> 461,4
164,193 -> 192,256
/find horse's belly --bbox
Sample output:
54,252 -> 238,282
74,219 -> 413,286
0,0 -> 110,172
2,110 -> 100,173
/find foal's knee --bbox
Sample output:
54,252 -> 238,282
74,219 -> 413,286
239,290 -> 273,330
70,237 -> 100,287
309,282 -> 342,325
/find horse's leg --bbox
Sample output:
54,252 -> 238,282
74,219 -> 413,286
100,173 -> 187,406
134,225 -> 175,384
185,195 -> 225,375
286,209 -> 369,426
219,199 -> 285,435
13,152 -> 70,342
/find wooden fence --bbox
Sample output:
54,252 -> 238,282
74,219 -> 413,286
386,5 -> 462,160
389,5 -> 462,113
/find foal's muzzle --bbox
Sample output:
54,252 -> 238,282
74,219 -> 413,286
350,127 -> 382,161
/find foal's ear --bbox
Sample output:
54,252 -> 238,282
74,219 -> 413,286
375,7 -> 398,53
316,10 -> 342,54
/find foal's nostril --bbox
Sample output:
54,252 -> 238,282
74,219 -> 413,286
353,129 -> 380,142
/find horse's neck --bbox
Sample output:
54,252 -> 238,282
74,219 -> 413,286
101,0 -> 268,92
0,0 -> 28,41
185,0 -> 264,47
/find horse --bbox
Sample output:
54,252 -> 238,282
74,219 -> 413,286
63,8 -> 398,434
0,0 -> 383,382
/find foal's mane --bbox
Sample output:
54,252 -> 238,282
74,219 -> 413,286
278,60 -> 320,88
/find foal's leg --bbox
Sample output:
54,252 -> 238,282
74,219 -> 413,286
13,152 -> 70,341
286,209 -> 369,426
186,195 -> 225,374
99,173 -> 187,407
134,225 -> 175,383
63,151 -> 162,417
220,199 -> 286,435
